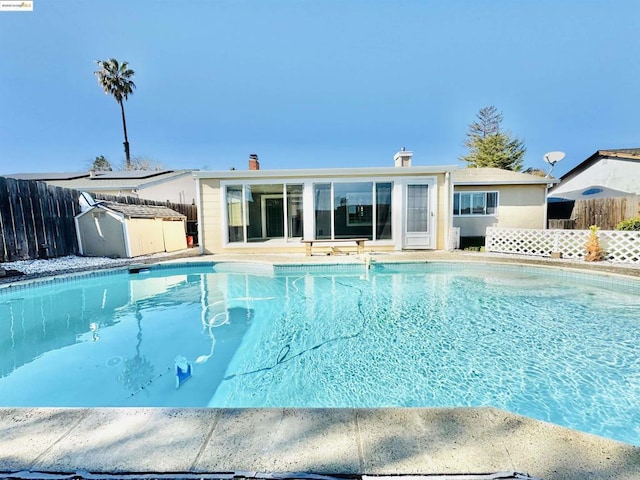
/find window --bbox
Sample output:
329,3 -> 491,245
334,182 -> 373,237
314,183 -> 332,239
376,182 -> 392,240
286,184 -> 304,238
406,184 -> 429,232
313,181 -> 393,241
453,191 -> 498,216
225,183 -> 302,243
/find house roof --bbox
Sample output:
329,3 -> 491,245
453,167 -> 556,186
4,170 -> 195,190
5,172 -> 89,181
557,148 -> 640,181
600,148 -> 640,158
547,148 -> 640,199
97,201 -> 186,219
193,165 -> 457,180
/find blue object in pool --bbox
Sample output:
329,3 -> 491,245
174,355 -> 192,389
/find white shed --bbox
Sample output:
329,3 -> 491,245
75,201 -> 187,258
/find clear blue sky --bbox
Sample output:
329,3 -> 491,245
1,0 -> 639,177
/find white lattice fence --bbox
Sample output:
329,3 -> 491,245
485,227 -> 640,264
601,230 -> 640,264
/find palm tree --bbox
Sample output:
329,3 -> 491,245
94,58 -> 136,169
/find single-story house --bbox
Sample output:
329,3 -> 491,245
195,151 -> 455,254
547,148 -> 640,200
453,167 -> 556,245
194,152 -> 555,254
75,201 -> 187,258
5,170 -> 197,205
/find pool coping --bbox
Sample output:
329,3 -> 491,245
1,252 -> 640,479
1,407 -> 639,480
2,251 -> 640,292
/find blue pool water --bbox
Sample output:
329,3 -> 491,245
0,262 -> 639,445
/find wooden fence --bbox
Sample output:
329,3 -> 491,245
570,195 -> 640,230
0,177 -> 198,262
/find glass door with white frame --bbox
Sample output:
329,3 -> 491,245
403,183 -> 434,249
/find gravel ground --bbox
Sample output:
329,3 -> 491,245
0,249 -> 201,284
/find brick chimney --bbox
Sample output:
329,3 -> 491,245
249,153 -> 260,170
394,147 -> 412,167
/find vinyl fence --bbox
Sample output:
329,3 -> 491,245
486,227 -> 640,265
0,177 -> 197,262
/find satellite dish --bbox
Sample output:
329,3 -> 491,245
543,151 -> 565,165
543,151 -> 565,178
79,192 -> 97,212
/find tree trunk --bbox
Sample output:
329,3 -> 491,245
119,100 -> 131,169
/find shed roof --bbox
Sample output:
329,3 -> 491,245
99,201 -> 185,219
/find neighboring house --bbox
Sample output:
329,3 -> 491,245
5,170 -> 197,204
195,151 -> 456,254
547,148 -> 640,200
452,168 -> 556,243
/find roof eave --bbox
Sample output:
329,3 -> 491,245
193,165 -> 458,179
455,179 -> 558,186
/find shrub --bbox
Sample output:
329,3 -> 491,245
615,217 -> 640,231
585,225 -> 604,262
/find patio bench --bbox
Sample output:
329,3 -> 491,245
301,238 -> 367,256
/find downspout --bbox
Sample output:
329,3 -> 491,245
195,176 -> 204,255
543,182 -> 552,229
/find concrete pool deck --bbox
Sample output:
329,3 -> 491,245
1,250 -> 639,479
2,407 -> 640,480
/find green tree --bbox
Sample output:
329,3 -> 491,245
94,58 -> 136,169
461,106 -> 526,171
90,155 -> 112,171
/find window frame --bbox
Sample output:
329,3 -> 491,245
453,191 -> 498,216
223,181 -> 303,244
314,180 -> 393,241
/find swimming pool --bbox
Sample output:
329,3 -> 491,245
0,261 -> 638,445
